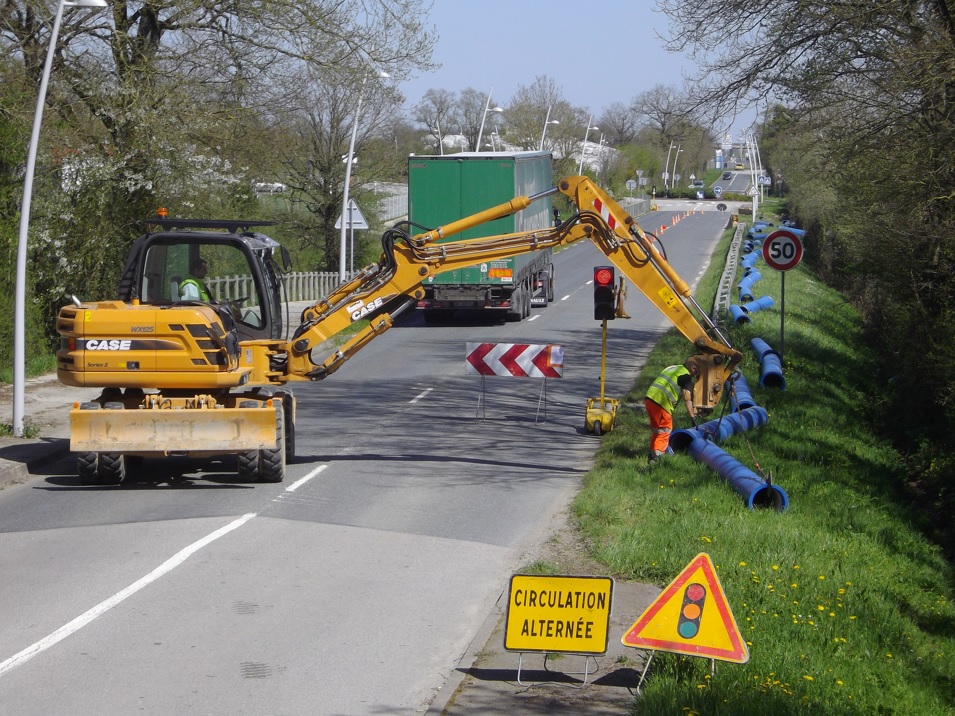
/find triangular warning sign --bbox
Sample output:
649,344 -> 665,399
622,553 -> 749,663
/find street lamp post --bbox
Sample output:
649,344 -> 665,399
577,115 -> 599,175
475,88 -> 503,152
664,141 -> 676,191
339,69 -> 389,283
666,145 -> 683,196
13,0 -> 108,437
539,105 -> 559,151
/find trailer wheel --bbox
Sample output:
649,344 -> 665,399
592,420 -> 603,436
259,407 -> 286,483
506,286 -> 524,322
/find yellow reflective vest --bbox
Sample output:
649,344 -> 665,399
646,365 -> 690,413
180,277 -> 212,302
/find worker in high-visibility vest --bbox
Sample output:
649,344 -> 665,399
645,361 -> 699,462
180,257 -> 213,302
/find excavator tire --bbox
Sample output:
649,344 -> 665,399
78,452 -> 99,485
274,391 -> 296,462
98,453 -> 126,485
259,407 -> 286,483
237,451 -> 259,481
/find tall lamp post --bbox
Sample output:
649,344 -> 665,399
577,115 -> 599,175
664,141 -> 676,191
475,88 -> 503,152
539,105 -> 559,151
13,0 -> 108,437
339,69 -> 389,283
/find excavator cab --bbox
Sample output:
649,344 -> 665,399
117,218 -> 291,342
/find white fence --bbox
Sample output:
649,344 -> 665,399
207,271 -> 346,304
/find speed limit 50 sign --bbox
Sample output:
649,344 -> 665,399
762,229 -> 803,271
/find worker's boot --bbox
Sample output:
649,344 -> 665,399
647,449 -> 666,465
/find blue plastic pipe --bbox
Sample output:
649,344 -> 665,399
751,337 -> 778,360
688,437 -> 789,511
750,337 -> 786,388
759,352 -> 787,389
741,295 -> 774,314
743,268 -> 762,281
670,406 -> 769,451
729,304 -> 751,324
729,373 -> 756,411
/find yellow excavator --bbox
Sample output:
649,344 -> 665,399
56,176 -> 743,484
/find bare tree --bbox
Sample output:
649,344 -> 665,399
412,88 -> 457,154
598,101 -> 642,145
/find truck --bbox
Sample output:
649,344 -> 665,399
408,151 -> 555,321
56,176 -> 743,485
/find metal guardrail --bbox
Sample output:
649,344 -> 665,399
713,222 -> 747,322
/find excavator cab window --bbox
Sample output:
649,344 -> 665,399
139,238 -> 276,339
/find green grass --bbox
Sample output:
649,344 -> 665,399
574,224 -> 955,714
0,353 -> 57,386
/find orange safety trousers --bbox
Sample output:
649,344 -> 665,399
645,398 -> 673,454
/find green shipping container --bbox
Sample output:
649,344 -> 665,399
407,151 -> 555,319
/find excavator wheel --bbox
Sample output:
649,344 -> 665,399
237,451 -> 259,481
77,452 -> 99,485
259,406 -> 286,483
98,453 -> 126,485
274,391 -> 296,462
235,401 -> 285,483
237,400 -> 262,481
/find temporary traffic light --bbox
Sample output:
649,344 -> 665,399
677,582 -> 707,639
593,266 -> 615,321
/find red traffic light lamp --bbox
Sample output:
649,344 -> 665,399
593,266 -> 615,321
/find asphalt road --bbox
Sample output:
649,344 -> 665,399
0,204 -> 731,715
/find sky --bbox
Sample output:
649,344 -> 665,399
398,1 -> 752,137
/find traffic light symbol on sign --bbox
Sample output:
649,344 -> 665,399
677,583 -> 706,639
594,266 -> 616,321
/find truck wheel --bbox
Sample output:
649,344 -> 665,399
259,407 -> 286,483
506,287 -> 524,322
78,452 -> 99,485
98,453 -> 126,485
523,280 -> 532,318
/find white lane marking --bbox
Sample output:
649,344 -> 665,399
286,464 -> 327,492
0,512 -> 258,678
409,388 -> 433,404
527,314 -> 541,321
560,295 -> 571,301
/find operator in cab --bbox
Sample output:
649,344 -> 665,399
645,360 -> 699,463
180,257 -> 213,302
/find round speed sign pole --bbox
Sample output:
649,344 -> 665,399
762,229 -> 804,360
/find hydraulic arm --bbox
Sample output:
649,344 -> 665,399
274,176 -> 742,410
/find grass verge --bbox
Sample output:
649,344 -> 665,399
573,221 -> 955,714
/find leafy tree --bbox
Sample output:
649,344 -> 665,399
659,0 -> 955,537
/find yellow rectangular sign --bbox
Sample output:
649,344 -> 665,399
504,574 -> 614,654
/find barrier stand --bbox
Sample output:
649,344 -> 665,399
517,652 -> 599,689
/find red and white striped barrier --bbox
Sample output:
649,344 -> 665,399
465,342 -> 564,378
